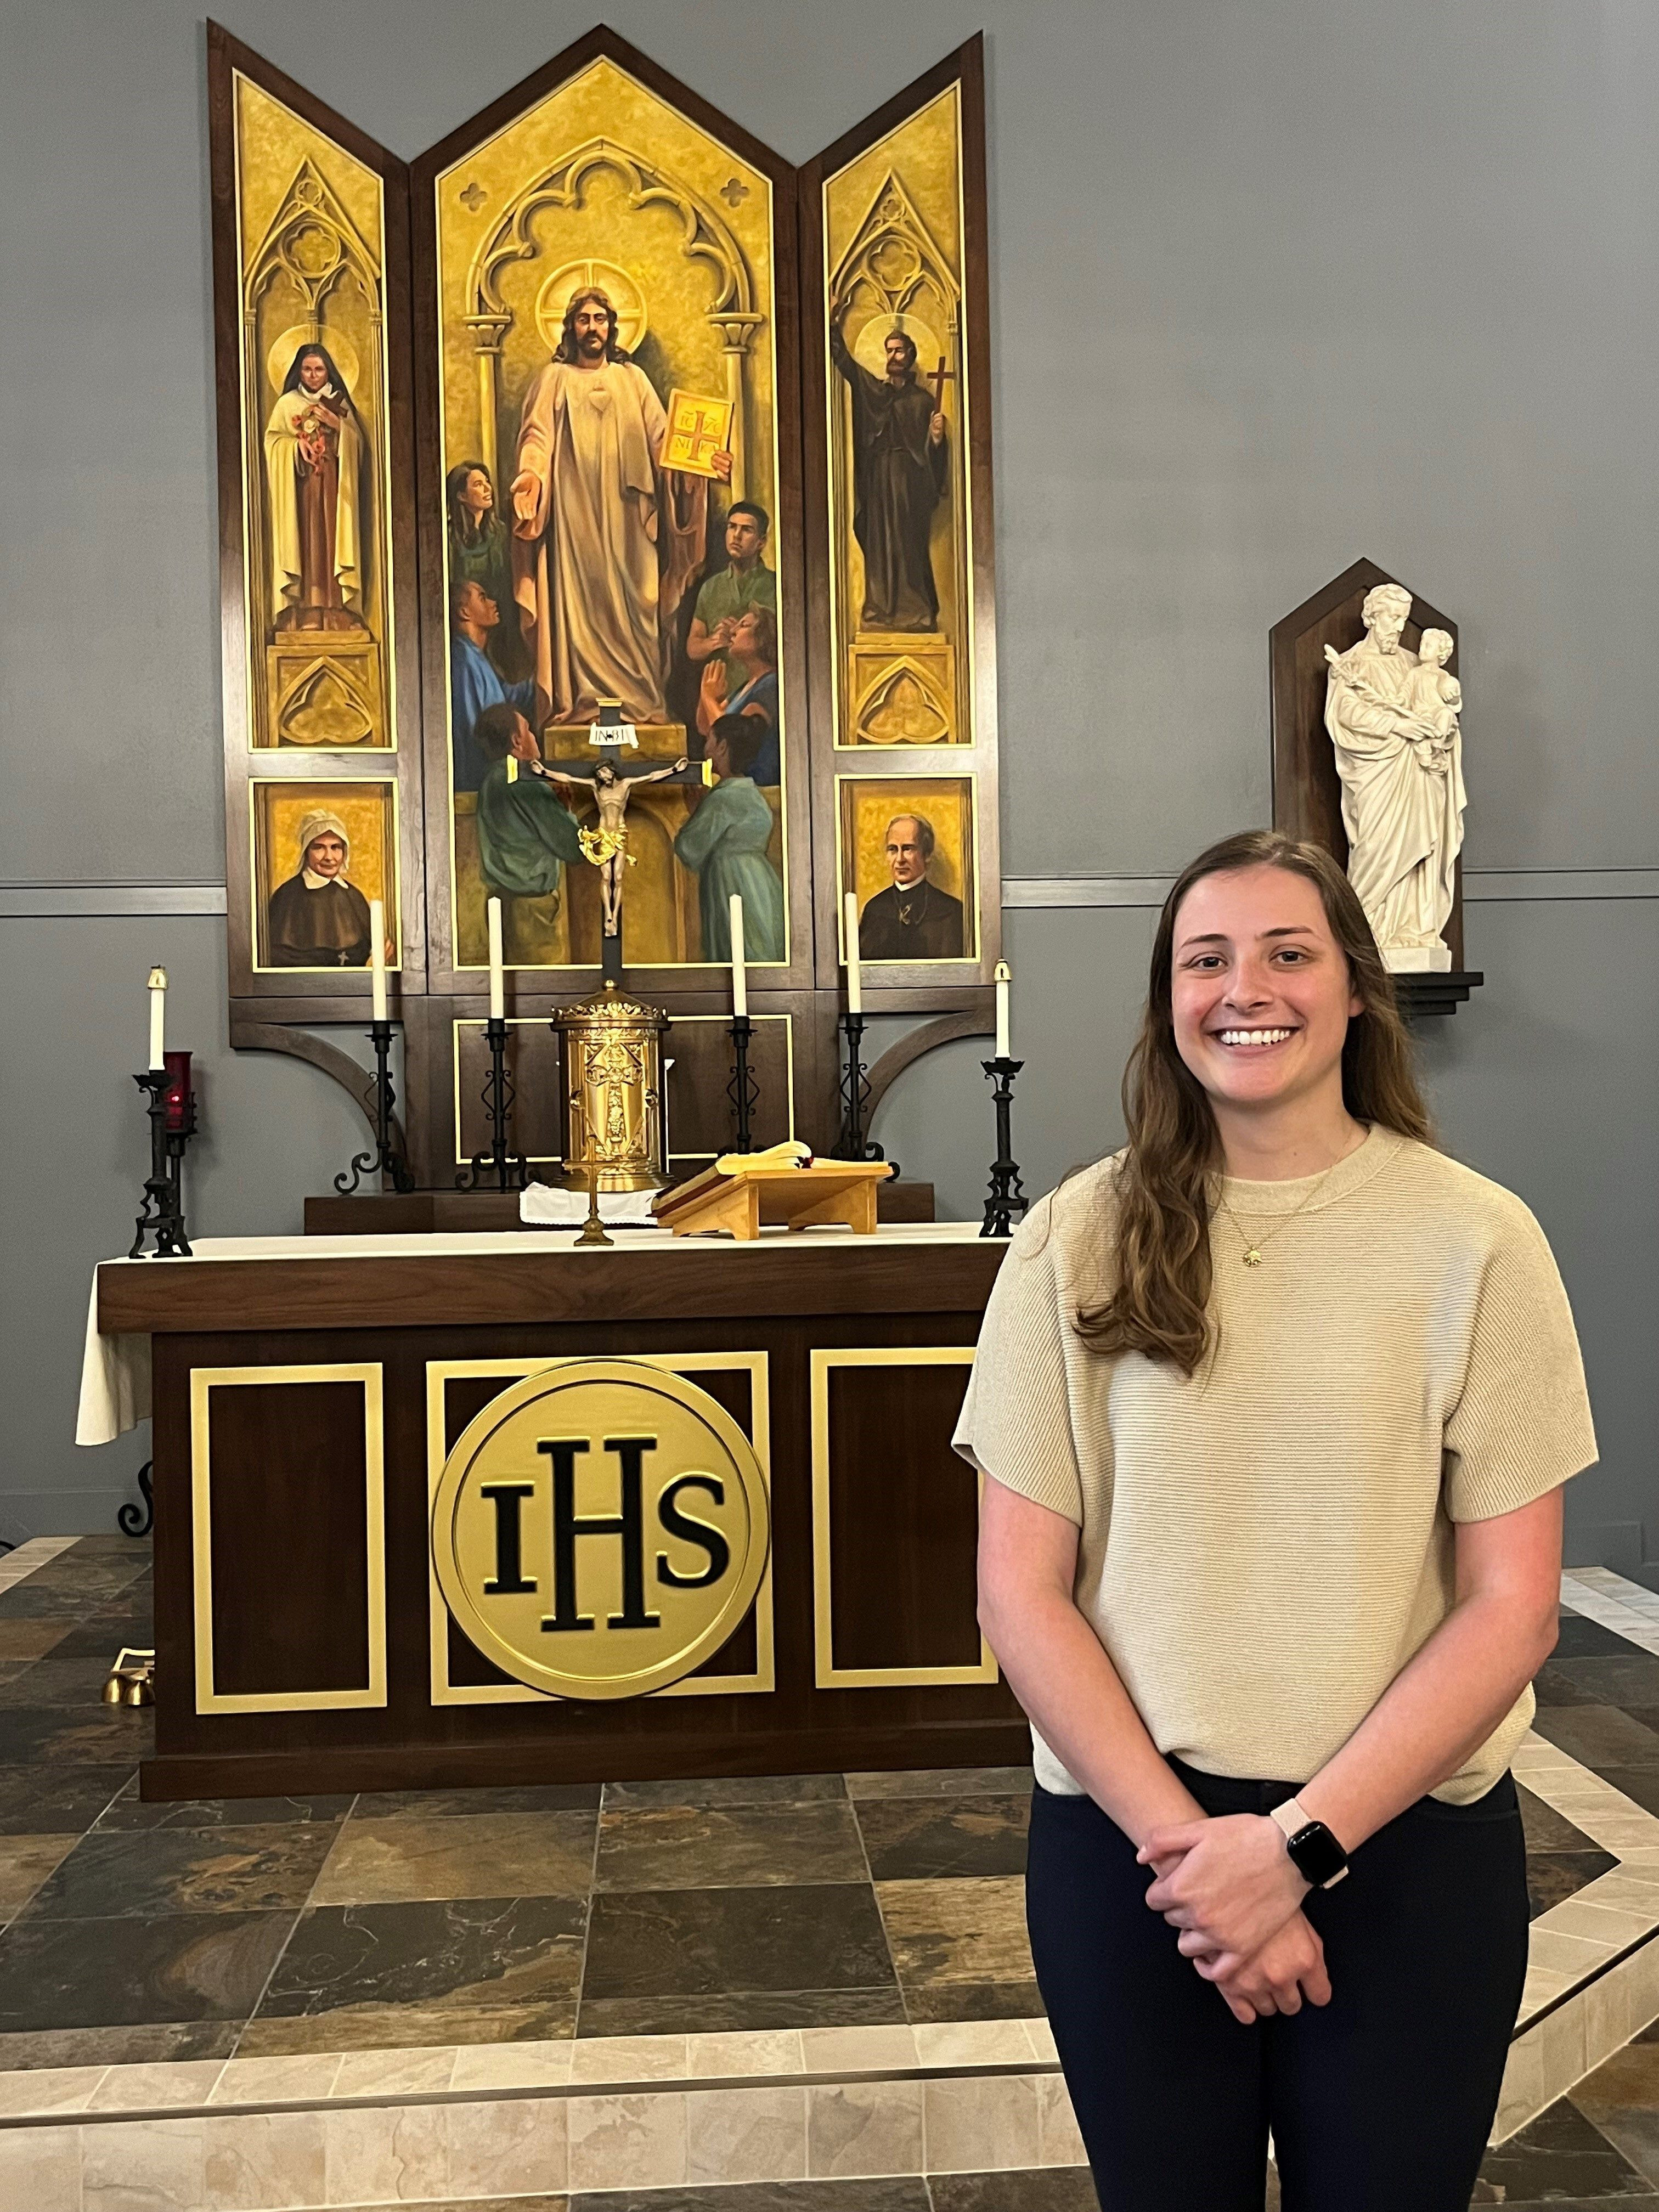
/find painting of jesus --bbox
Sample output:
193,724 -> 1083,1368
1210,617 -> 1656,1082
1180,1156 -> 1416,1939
434,53 -> 789,970
510,288 -> 731,728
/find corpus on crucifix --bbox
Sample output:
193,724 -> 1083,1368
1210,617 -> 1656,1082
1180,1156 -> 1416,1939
527,752 -> 689,951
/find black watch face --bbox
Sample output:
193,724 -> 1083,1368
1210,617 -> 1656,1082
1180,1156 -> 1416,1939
1288,1821 -> 1347,1887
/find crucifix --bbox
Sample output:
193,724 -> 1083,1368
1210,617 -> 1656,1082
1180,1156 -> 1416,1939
929,354 -> 955,413
527,752 -> 690,983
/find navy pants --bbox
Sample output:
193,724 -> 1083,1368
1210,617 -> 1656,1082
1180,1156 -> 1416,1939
1026,1761 -> 1528,2210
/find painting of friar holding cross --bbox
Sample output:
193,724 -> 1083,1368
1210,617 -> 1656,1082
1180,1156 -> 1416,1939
830,295 -> 951,634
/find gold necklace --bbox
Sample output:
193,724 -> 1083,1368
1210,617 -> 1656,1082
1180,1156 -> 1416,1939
1215,1170 -> 1333,1268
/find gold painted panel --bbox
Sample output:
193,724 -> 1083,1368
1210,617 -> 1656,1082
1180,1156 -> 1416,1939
836,772 -> 979,964
823,85 -> 974,748
250,778 -> 400,973
435,57 -> 790,974
233,72 -> 397,750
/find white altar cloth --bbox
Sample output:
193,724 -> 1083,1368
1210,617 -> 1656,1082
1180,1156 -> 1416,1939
76,1222 -> 986,1448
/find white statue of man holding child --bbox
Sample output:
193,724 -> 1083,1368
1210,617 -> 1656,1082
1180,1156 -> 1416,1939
1324,583 -> 1469,970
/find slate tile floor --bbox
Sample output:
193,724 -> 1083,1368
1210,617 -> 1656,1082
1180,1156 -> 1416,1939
0,1541 -> 1048,2067
6,1541 -> 1659,2207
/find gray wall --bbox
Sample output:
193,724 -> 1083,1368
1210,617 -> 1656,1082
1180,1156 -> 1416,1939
2,2 -> 1654,1564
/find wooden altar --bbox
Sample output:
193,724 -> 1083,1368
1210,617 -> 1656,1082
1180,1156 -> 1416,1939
93,1226 -> 1024,1799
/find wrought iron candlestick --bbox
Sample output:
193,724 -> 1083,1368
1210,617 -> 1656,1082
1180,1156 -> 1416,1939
129,1069 -> 192,1258
832,1012 -> 894,1171
119,1461 -> 154,1541
335,1020 -> 415,1195
727,1015 -> 759,1154
979,1057 -> 1028,1239
459,1017 -> 529,1192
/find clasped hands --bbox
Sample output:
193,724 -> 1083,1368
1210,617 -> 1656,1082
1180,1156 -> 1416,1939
1137,1814 -> 1333,2025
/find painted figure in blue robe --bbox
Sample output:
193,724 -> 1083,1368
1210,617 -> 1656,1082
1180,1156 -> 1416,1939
451,575 -> 537,792
673,715 -> 786,964
695,603 -> 780,786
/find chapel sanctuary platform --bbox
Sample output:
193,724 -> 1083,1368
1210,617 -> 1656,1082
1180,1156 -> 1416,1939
1,1541 -> 1657,2207
82,1222 -> 1026,1804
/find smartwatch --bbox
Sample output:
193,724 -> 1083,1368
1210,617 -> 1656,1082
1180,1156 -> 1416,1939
1269,1797 -> 1350,1889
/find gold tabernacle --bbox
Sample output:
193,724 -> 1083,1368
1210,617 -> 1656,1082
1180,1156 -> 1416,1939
553,981 -> 671,1193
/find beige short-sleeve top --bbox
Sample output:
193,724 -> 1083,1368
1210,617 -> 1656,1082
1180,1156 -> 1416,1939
953,1128 -> 1597,1803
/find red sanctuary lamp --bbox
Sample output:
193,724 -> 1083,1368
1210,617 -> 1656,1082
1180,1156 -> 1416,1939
162,1051 -> 197,1138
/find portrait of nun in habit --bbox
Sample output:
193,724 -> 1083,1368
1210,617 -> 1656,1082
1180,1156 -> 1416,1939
266,809 -> 375,967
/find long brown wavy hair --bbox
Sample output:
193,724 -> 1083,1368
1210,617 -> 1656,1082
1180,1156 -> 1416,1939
1076,830 -> 1432,1376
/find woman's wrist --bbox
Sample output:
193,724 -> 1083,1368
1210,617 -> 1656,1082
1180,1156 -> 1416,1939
1257,1813 -> 1312,1903
1142,1811 -> 1310,1961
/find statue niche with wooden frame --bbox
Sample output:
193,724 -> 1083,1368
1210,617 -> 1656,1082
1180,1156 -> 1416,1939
207,25 -> 1002,1184
1270,557 -> 1482,1019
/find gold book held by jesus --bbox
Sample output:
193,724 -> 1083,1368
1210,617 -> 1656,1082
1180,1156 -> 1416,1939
663,390 -> 735,478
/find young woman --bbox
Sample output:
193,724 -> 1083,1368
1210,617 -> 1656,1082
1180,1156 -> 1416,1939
958,829 -> 1595,2211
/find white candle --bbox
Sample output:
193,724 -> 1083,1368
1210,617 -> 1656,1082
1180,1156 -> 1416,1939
487,898 -> 505,1021
146,966 -> 166,1070
369,900 -> 388,1023
729,893 -> 748,1018
843,890 -> 862,1014
994,960 -> 1011,1059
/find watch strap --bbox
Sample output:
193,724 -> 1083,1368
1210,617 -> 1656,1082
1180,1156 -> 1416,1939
1269,1797 -> 1350,1889
1269,1797 -> 1312,1843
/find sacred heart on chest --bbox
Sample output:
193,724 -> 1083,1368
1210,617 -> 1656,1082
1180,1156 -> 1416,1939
586,388 -> 612,416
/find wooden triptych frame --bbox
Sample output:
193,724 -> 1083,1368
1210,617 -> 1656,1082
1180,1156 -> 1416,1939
208,22 -> 999,1180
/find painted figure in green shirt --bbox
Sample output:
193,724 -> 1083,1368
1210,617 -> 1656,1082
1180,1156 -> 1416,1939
686,502 -> 777,693
471,702 -> 585,964
673,714 -> 786,964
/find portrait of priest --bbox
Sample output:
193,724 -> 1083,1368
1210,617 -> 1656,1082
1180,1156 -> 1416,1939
858,810 -> 964,961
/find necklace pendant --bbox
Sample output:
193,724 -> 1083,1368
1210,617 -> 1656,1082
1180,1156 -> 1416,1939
1242,1248 -> 1263,1267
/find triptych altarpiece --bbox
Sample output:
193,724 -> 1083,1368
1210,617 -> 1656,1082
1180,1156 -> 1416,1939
209,23 -> 1000,1180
